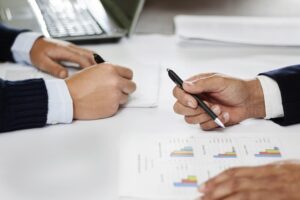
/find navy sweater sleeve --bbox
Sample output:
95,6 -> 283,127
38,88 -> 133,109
260,65 -> 300,126
0,79 -> 48,132
0,24 -> 28,62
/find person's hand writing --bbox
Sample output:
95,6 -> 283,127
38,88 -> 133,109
30,37 -> 96,78
198,160 -> 300,200
66,63 -> 136,120
173,73 -> 266,130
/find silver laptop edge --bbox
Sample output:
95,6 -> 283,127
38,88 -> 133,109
128,0 -> 145,37
0,0 -> 144,43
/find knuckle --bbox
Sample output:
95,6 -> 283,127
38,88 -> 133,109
228,179 -> 240,193
111,77 -> 121,88
225,168 -> 238,177
105,64 -> 116,72
213,75 -> 225,83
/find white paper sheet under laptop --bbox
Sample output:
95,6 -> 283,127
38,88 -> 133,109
175,15 -> 300,46
0,62 -> 161,108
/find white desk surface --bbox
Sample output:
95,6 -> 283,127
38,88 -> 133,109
1,35 -> 300,200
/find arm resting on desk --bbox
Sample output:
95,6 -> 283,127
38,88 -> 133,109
260,65 -> 300,126
0,24 -> 28,62
0,79 -> 48,132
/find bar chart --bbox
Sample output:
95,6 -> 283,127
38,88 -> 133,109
255,147 -> 282,158
213,147 -> 237,158
174,175 -> 198,188
120,135 -> 286,199
171,146 -> 194,158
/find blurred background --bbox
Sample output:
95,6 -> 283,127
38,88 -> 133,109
136,0 -> 300,34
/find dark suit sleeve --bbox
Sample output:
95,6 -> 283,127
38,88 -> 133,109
0,24 -> 28,62
0,78 -> 48,133
260,65 -> 300,126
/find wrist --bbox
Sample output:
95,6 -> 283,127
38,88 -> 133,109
65,79 -> 77,119
245,78 -> 266,119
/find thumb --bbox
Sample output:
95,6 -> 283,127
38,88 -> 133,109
183,75 -> 223,94
39,57 -> 68,78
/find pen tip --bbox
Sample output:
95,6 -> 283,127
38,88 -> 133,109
215,118 -> 225,129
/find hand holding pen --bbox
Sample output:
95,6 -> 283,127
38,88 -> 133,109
168,69 -> 225,129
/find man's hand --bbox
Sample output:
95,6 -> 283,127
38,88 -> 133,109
173,73 -> 266,130
66,64 -> 136,120
30,37 -> 96,78
198,160 -> 300,200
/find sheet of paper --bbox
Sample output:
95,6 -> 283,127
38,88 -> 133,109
175,15 -> 300,46
0,62 -> 161,108
119,134 -> 286,200
124,63 -> 161,108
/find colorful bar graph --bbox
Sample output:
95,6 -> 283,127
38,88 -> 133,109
255,147 -> 282,158
213,147 -> 237,158
170,146 -> 194,157
174,175 -> 198,187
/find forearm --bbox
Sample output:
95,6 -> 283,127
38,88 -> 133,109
0,79 -> 48,133
0,24 -> 28,62
260,65 -> 300,126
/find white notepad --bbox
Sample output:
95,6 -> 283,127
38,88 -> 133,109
175,15 -> 300,46
124,63 -> 161,108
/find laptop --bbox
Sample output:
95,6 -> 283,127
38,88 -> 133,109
0,0 -> 145,44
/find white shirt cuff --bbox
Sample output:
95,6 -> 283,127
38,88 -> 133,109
257,75 -> 284,119
44,80 -> 73,124
11,32 -> 43,65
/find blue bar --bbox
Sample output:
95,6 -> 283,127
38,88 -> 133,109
213,155 -> 237,158
255,154 -> 282,158
174,183 -> 198,187
171,154 -> 194,157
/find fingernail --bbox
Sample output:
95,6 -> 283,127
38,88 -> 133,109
188,101 -> 196,108
184,81 -> 194,86
212,105 -> 221,115
223,112 -> 230,123
198,183 -> 206,193
59,70 -> 67,78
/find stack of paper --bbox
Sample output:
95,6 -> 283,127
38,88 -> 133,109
175,15 -> 300,46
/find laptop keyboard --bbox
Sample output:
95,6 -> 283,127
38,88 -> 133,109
35,0 -> 104,38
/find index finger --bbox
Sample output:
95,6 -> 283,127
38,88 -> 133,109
186,73 -> 217,82
115,66 -> 134,80
173,86 -> 198,109
68,45 -> 96,66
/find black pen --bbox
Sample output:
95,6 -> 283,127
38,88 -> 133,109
93,53 -> 105,64
167,68 -> 225,128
